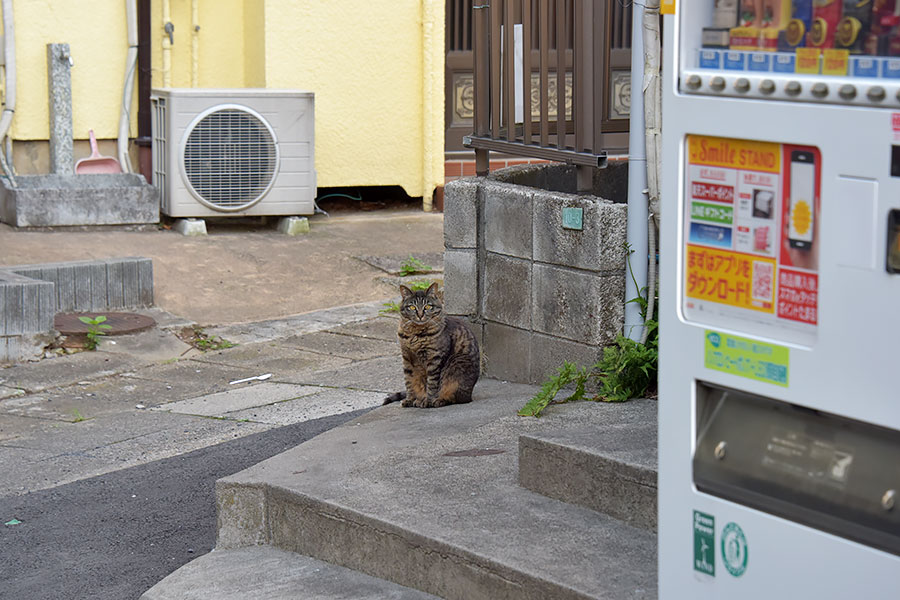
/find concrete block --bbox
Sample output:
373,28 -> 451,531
482,253 -> 531,329
174,218 -> 207,236
443,249 -> 478,315
89,261 -> 108,311
443,178 -> 479,249
138,259 -> 154,306
532,191 -> 627,272
277,216 -> 310,235
482,322 -> 530,383
0,174 -> 159,227
73,266 -> 92,310
519,417 -> 658,531
56,265 -> 75,312
529,332 -> 603,385
482,180 -> 533,259
106,260 -> 125,309
4,282 -> 23,335
215,482 -> 268,549
592,160 -> 629,203
532,264 -> 623,346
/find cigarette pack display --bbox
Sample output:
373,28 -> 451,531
760,0 -> 793,50
704,27 -> 733,48
714,0 -> 741,28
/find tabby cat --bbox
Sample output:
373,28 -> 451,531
383,283 -> 480,408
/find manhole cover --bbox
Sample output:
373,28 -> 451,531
55,312 -> 156,336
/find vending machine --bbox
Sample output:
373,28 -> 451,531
659,1 -> 900,597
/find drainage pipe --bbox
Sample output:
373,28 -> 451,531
161,0 -> 172,87
625,1 -> 648,342
0,0 -> 16,186
191,0 -> 199,87
118,0 -> 138,172
641,0 -> 662,344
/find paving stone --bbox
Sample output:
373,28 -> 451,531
226,388 -> 385,426
190,344 -> 353,376
155,383 -> 323,417
280,355 -> 404,394
276,331 -> 397,360
0,350 -> 143,393
324,316 -> 400,342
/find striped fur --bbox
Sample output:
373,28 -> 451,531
383,283 -> 480,408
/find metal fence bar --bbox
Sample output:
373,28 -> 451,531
504,0 -> 516,141
539,0 -> 549,146
522,0 -> 533,146
490,0 -> 502,138
555,0 -> 566,149
474,1 -> 490,174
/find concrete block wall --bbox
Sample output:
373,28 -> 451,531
0,272 -> 56,363
0,257 -> 154,363
443,162 -> 629,385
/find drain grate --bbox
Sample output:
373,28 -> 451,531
55,312 -> 156,336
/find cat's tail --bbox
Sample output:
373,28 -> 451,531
382,391 -> 407,405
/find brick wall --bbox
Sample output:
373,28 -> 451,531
443,162 -> 629,384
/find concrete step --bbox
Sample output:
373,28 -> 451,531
518,399 -> 658,531
215,379 -> 657,600
141,546 -> 440,600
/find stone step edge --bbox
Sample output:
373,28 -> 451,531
140,545 -> 440,600
518,432 -> 658,532
216,480 -> 617,600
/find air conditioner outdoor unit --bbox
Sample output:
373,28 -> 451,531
150,88 -> 315,218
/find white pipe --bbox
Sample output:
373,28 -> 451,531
162,0 -> 172,87
0,0 -> 16,185
641,0 -> 662,344
191,0 -> 199,87
118,0 -> 138,173
625,2 -> 648,342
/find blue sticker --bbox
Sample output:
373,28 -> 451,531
689,223 -> 733,248
723,51 -> 746,71
748,53 -> 770,72
772,53 -> 795,73
852,57 -> 879,78
699,50 -> 722,70
883,59 -> 900,79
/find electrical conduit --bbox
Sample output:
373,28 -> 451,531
641,0 -> 662,344
162,0 -> 172,88
118,0 -> 138,173
0,0 -> 16,186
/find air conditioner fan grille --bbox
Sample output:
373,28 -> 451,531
183,108 -> 277,209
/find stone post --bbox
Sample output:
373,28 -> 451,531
47,43 -> 74,175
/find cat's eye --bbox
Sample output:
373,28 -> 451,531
424,304 -> 432,310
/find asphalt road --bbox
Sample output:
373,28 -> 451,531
0,408 -> 369,600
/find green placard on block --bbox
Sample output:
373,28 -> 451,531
562,207 -> 583,230
693,511 -> 715,576
704,330 -> 789,387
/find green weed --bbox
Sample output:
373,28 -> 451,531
78,315 -> 112,351
399,255 -> 432,277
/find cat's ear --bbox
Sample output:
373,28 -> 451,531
399,285 -> 413,299
426,282 -> 439,297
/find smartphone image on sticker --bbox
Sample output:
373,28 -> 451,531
788,150 -> 816,250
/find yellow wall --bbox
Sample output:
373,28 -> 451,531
10,0 -> 129,141
4,0 -> 445,200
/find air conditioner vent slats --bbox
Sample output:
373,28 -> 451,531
182,108 -> 278,210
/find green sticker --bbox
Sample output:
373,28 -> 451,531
693,511 -> 715,576
691,201 -> 733,225
721,522 -> 748,577
704,330 -> 789,387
